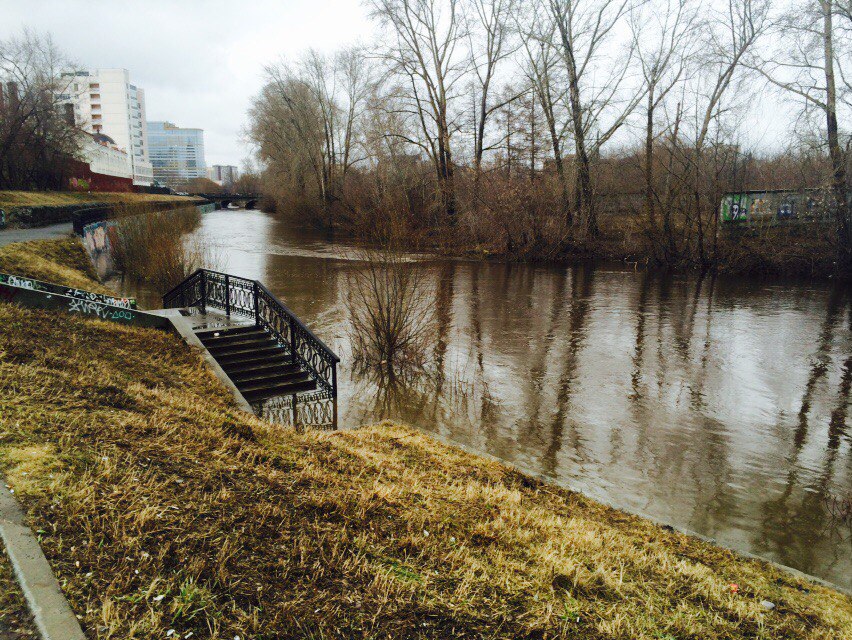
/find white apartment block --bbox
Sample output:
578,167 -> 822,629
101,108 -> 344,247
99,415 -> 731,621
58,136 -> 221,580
59,68 -> 154,186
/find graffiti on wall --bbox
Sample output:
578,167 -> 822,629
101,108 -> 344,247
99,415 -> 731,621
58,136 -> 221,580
83,220 -> 113,255
68,297 -> 135,322
720,190 -> 826,224
0,272 -> 135,308
64,287 -> 134,309
1,274 -> 35,290
82,219 -> 117,277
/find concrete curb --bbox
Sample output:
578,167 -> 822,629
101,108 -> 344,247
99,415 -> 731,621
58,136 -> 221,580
0,481 -> 87,640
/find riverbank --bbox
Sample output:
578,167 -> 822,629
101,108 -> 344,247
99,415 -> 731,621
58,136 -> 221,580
0,238 -> 850,638
267,203 -> 850,280
0,191 -> 200,211
0,191 -> 204,231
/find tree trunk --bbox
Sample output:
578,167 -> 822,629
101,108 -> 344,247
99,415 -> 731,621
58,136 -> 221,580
822,1 -> 851,264
644,85 -> 656,227
565,52 -> 596,238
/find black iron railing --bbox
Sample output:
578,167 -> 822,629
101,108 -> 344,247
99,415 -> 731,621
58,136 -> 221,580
163,269 -> 339,399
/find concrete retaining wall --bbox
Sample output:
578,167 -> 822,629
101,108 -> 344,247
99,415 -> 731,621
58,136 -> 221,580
0,281 -> 170,329
3,198 -> 207,231
6,202 -> 108,229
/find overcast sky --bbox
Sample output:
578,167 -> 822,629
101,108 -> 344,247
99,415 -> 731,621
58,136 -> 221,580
3,0 -> 802,168
0,0 -> 374,167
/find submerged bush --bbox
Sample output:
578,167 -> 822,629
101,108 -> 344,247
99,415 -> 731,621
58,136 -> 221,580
346,246 -> 434,372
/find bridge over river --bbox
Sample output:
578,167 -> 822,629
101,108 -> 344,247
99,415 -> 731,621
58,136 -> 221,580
198,193 -> 260,210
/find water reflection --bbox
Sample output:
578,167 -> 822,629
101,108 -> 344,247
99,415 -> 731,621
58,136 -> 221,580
116,210 -> 852,589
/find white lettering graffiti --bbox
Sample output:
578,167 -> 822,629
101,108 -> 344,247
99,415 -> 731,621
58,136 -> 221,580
68,298 -> 135,322
3,275 -> 36,290
64,288 -> 133,308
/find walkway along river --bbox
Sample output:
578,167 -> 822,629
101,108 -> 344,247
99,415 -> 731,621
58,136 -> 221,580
117,208 -> 852,590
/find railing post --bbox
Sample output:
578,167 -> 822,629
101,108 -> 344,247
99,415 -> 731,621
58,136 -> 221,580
224,274 -> 231,316
332,362 -> 338,430
253,281 -> 260,326
199,271 -> 207,314
289,317 -> 297,363
292,393 -> 300,432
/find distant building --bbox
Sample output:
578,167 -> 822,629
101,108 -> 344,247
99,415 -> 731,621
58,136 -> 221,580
58,68 -> 154,186
147,121 -> 206,187
67,133 -> 135,192
207,165 -> 239,187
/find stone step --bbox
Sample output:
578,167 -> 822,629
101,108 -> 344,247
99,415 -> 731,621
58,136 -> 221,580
195,325 -> 259,339
207,337 -> 279,356
215,345 -> 287,365
230,363 -> 302,384
197,328 -> 267,346
242,378 -> 318,402
237,370 -> 312,392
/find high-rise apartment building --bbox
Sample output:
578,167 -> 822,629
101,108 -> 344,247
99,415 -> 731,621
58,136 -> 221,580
147,121 -> 206,187
59,68 -> 154,186
207,164 -> 239,187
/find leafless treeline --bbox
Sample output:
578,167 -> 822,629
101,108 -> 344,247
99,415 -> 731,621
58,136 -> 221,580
248,0 -> 850,274
0,30 -> 80,191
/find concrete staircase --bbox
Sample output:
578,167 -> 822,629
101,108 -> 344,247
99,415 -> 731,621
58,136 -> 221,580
196,325 -> 317,403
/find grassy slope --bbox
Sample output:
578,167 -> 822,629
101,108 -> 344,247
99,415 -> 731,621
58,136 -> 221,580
0,191 -> 201,210
0,239 -> 850,639
0,238 -> 114,294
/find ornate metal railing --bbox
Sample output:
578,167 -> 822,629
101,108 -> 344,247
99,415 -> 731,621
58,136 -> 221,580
162,269 -> 339,400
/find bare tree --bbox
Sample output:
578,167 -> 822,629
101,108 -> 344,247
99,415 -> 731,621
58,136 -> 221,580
0,29 -> 79,190
468,0 -> 517,174
517,3 -> 573,220
630,0 -> 698,229
752,0 -> 851,263
675,0 -> 769,267
250,49 -> 372,226
369,0 -> 469,223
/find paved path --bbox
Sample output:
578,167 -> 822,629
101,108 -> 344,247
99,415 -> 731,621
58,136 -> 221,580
0,223 -> 74,248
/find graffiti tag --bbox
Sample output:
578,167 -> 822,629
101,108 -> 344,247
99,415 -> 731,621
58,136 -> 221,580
68,298 -> 135,322
64,287 -> 134,309
0,274 -> 36,290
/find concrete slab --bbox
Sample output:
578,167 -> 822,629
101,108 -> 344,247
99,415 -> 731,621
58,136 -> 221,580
0,482 -> 87,640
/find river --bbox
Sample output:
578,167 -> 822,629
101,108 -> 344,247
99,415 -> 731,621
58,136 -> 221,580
118,208 -> 852,590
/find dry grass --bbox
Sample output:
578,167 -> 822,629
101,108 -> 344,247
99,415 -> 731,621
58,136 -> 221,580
110,205 -> 211,291
0,543 -> 38,639
0,191 -> 201,210
0,240 -> 850,639
0,237 -> 113,293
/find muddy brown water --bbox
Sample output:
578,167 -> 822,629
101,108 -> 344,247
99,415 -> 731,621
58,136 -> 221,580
117,209 -> 852,590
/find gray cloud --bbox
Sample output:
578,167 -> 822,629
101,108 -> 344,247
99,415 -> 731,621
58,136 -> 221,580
1,0 -> 372,165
